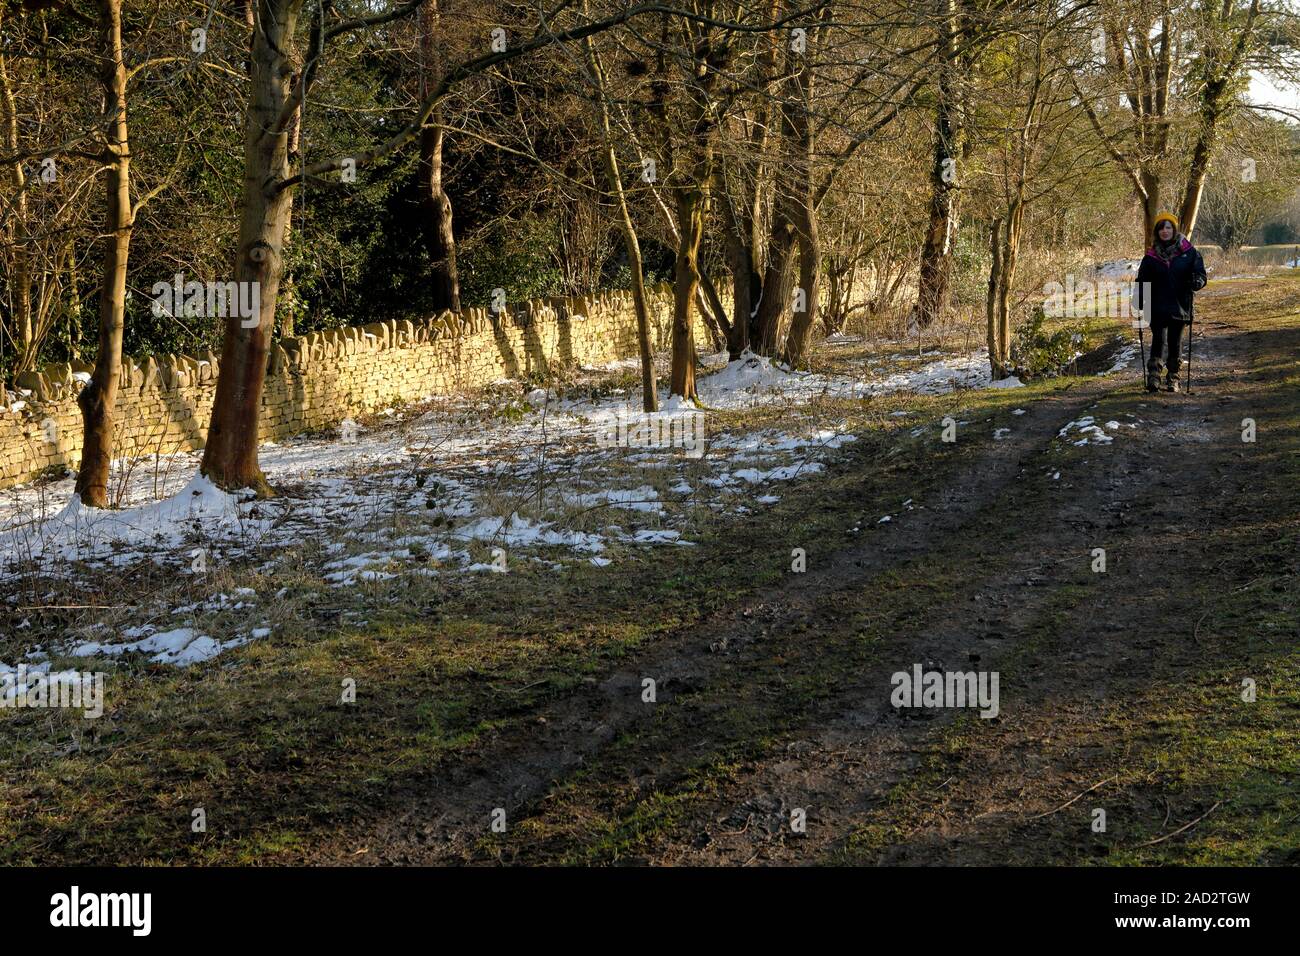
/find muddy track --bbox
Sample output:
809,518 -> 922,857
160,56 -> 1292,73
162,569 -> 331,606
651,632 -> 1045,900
313,367 -> 1117,863
314,288 -> 1290,866
653,311 -> 1268,866
863,311 -> 1298,866
642,301 -> 1293,866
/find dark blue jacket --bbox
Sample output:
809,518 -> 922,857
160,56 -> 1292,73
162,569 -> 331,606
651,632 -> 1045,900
1135,238 -> 1207,326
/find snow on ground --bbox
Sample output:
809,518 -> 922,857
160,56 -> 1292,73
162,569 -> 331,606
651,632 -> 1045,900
693,350 -> 873,407
20,473 -> 243,569
0,361 -> 869,666
1,338 -> 1105,668
701,349 -> 1023,409
1093,259 -> 1140,280
70,626 -> 249,667
871,353 -> 1023,394
1102,341 -> 1141,375
1057,414 -> 1139,446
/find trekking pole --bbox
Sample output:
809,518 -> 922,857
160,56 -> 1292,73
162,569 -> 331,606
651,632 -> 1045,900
1134,279 -> 1147,386
1185,299 -> 1193,394
1137,320 -> 1147,384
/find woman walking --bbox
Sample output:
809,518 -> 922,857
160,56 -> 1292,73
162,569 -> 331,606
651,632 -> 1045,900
1135,211 -> 1207,393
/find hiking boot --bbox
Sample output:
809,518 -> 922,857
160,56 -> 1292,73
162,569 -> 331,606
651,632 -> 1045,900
1145,368 -> 1162,392
1165,371 -> 1180,393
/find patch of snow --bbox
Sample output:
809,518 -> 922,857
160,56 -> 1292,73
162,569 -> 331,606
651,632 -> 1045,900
988,376 -> 1024,389
1093,259 -> 1140,280
825,332 -> 863,345
16,474 -> 247,568
1100,341 -> 1140,376
70,627 -> 248,666
455,513 -> 606,553
569,485 -> 663,513
632,529 -> 691,545
659,394 -> 696,413
1058,416 -> 1116,446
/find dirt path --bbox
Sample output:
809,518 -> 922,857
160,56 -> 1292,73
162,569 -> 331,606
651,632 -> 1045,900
657,293 -> 1284,866
314,281 -> 1298,865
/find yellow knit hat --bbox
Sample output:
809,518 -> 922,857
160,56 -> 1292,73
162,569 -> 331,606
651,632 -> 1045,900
1153,210 -> 1178,231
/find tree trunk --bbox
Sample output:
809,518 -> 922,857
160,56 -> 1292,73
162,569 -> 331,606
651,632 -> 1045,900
720,202 -> 756,355
75,0 -> 132,507
780,49 -> 820,369
1140,169 -> 1161,243
624,221 -> 658,412
1178,77 -> 1231,241
743,0 -> 781,350
752,202 -> 797,355
912,0 -> 966,330
985,201 -> 1021,380
696,270 -> 730,350
418,0 -> 460,312
0,5 -> 32,369
985,218 -> 1003,376
670,186 -> 704,400
752,29 -> 813,360
201,0 -> 304,494
584,32 -> 657,411
1178,2 -> 1262,240
660,17 -> 715,401
997,202 -> 1022,374
1178,133 -> 1213,242
825,259 -> 847,335
781,205 -> 819,368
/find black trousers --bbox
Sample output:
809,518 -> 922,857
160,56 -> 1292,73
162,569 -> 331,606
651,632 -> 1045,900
1148,321 -> 1185,375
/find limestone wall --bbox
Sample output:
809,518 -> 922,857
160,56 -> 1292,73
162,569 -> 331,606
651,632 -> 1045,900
0,283 -> 720,489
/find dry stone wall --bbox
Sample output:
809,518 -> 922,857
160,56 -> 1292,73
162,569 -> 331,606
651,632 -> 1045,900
0,283 -> 721,490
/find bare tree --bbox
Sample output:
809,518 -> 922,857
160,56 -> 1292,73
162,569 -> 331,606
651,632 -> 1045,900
418,0 -> 460,311
910,0 -> 970,330
1177,0 -> 1264,238
202,1 -> 817,489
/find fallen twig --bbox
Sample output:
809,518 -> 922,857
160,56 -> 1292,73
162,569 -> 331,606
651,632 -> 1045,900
17,604 -> 129,611
1029,774 -> 1119,820
1132,801 -> 1222,849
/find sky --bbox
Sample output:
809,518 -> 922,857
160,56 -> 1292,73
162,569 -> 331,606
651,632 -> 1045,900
1248,70 -> 1300,122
